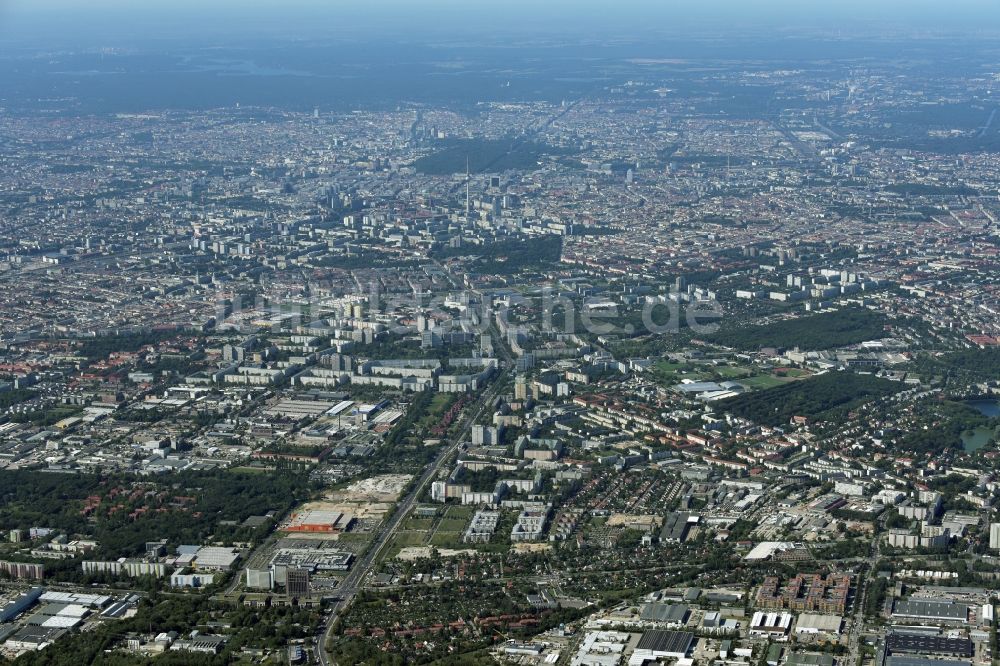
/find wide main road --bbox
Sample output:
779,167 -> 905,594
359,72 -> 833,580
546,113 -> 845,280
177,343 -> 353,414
317,363 -> 511,665
846,515 -> 884,666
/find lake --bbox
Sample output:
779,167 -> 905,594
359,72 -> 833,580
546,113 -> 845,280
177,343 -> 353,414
962,427 -> 993,452
962,400 -> 999,452
967,399 -> 1000,418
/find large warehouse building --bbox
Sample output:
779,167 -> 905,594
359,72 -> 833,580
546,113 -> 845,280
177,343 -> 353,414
632,630 -> 695,661
891,599 -> 969,624
887,634 -> 974,658
794,613 -> 843,636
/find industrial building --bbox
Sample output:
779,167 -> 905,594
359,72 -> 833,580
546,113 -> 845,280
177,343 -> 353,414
5,625 -> 65,651
886,634 -> 974,658
570,630 -> 630,666
794,613 -> 843,635
171,571 -> 217,588
169,633 -> 227,654
886,658 -> 969,666
191,546 -> 241,571
245,568 -> 273,590
261,398 -> 339,419
269,548 -> 353,572
283,509 -> 355,534
24,602 -> 90,629
632,630 -> 695,661
749,611 -> 793,640
0,587 -> 44,623
659,512 -> 696,543
891,599 -> 969,624
638,603 -> 690,626
785,654 -> 834,666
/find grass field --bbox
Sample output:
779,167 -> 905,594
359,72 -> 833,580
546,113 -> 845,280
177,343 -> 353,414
228,466 -> 272,474
336,532 -> 373,545
402,517 -> 436,531
391,532 -> 427,547
382,531 -> 431,559
429,531 -> 465,548
714,365 -> 754,379
436,518 -> 468,532
444,505 -> 476,519
650,360 -> 707,385
740,375 -> 789,389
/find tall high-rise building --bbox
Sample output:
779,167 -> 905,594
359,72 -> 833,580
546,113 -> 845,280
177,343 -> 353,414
472,425 -> 499,446
514,376 -> 528,401
286,568 -> 310,597
989,523 -> 1000,550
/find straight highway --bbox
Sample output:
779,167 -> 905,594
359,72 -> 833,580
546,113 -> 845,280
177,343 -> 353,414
317,362 -> 512,665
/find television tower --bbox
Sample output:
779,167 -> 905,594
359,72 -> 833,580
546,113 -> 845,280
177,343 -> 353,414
465,156 -> 471,216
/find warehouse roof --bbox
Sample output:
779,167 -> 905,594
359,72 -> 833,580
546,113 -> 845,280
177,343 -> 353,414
635,630 -> 694,656
886,658 -> 970,666
887,634 -> 973,657
639,603 -> 689,624
795,613 -> 843,633
892,599 -> 969,621
786,653 -> 835,666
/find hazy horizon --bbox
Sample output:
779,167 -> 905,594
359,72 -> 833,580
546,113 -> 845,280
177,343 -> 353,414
4,0 -> 1000,48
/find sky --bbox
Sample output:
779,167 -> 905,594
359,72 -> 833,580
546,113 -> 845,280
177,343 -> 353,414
3,0 -> 1000,48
